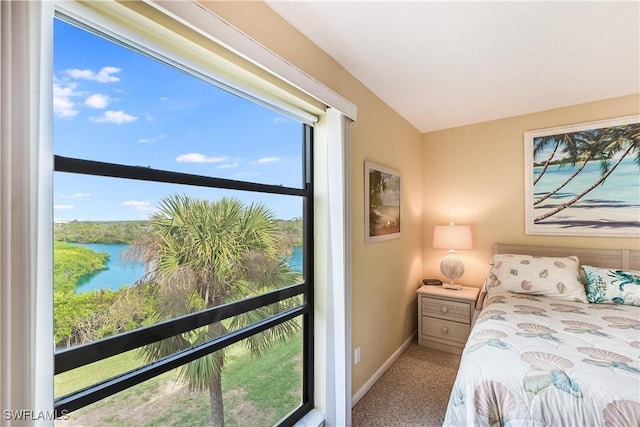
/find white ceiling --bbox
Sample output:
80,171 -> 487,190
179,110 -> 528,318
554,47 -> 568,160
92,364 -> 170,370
266,1 -> 640,133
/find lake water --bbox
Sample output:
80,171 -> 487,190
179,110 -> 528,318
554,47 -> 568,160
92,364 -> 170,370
73,243 -> 303,293
289,245 -> 303,272
74,243 -> 146,293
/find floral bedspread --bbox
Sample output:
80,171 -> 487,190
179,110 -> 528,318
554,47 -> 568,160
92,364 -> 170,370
443,291 -> 640,427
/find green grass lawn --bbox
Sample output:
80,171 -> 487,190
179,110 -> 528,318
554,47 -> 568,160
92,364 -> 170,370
55,331 -> 303,427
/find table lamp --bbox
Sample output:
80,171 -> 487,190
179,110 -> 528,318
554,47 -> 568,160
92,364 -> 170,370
432,223 -> 472,290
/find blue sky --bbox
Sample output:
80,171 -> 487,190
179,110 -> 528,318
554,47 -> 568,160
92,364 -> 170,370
53,19 -> 303,221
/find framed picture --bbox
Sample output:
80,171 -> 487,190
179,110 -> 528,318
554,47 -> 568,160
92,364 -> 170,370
524,115 -> 639,237
364,161 -> 401,243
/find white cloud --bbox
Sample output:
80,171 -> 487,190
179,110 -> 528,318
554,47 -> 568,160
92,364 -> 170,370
53,97 -> 78,119
122,200 -> 149,207
66,66 -> 121,83
66,69 -> 94,80
54,204 -> 73,210
62,192 -> 91,199
92,110 -> 138,124
138,134 -> 166,144
273,117 -> 287,124
53,82 -> 79,119
84,93 -> 109,109
235,171 -> 260,179
176,153 -> 228,163
122,200 -> 156,212
255,157 -> 281,164
217,162 -> 239,169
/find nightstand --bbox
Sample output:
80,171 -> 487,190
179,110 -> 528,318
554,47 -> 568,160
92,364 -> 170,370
416,285 -> 480,355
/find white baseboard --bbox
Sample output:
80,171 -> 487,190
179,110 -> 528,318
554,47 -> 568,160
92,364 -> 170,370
351,331 -> 416,407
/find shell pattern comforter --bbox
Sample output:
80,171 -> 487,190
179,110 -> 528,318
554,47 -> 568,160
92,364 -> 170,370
443,291 -> 640,427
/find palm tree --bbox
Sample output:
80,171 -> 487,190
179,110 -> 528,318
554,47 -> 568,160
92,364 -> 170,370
128,195 -> 300,426
534,128 -> 619,206
532,134 -> 566,185
535,124 -> 639,222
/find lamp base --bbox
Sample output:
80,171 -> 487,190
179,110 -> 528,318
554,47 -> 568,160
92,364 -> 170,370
440,253 -> 465,282
442,283 -> 462,291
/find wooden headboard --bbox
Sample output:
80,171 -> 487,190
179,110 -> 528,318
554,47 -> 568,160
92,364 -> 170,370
493,243 -> 640,271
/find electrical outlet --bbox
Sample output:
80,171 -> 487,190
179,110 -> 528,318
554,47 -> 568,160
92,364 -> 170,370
354,346 -> 361,364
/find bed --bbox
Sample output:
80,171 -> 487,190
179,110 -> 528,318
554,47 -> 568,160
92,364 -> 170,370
443,244 -> 640,427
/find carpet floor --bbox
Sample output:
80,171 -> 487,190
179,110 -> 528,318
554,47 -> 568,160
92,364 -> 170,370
351,343 -> 461,427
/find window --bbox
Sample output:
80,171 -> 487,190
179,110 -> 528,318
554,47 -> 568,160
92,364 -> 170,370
53,15 -> 314,426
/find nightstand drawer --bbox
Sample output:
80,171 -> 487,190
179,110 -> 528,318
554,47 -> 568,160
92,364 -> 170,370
421,296 -> 471,323
422,317 -> 470,344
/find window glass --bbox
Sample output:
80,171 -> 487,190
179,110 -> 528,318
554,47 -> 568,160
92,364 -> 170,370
55,318 -> 303,427
53,14 -> 312,425
53,173 -> 304,349
54,302 -> 302,398
53,19 -> 303,188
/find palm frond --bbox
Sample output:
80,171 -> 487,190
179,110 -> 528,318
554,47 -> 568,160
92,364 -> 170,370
177,327 -> 226,391
130,193 -> 300,399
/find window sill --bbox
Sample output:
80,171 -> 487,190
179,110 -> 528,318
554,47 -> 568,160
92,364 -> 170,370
293,408 -> 324,427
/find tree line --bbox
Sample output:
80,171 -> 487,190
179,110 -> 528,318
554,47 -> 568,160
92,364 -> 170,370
54,217 -> 303,245
54,220 -> 150,243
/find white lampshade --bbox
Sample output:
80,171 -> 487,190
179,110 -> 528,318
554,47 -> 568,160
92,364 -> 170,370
433,224 -> 472,250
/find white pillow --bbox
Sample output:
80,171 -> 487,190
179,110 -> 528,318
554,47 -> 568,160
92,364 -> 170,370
486,254 -> 587,302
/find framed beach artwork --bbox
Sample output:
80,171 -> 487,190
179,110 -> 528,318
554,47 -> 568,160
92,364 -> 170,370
364,161 -> 401,243
524,115 -> 640,237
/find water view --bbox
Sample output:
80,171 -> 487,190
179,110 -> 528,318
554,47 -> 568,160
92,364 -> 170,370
73,243 -> 145,293
72,243 -> 303,294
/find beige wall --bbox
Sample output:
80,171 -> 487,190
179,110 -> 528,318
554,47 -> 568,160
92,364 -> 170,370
201,2 -> 424,396
199,0 -> 639,403
423,94 -> 640,287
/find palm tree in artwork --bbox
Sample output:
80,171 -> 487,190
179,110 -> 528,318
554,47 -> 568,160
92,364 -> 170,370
532,133 -> 568,185
128,195 -> 300,427
534,127 -> 619,206
535,124 -> 640,222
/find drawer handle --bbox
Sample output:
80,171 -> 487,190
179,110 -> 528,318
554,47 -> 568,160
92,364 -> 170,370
441,306 -> 449,314
441,326 -> 449,334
